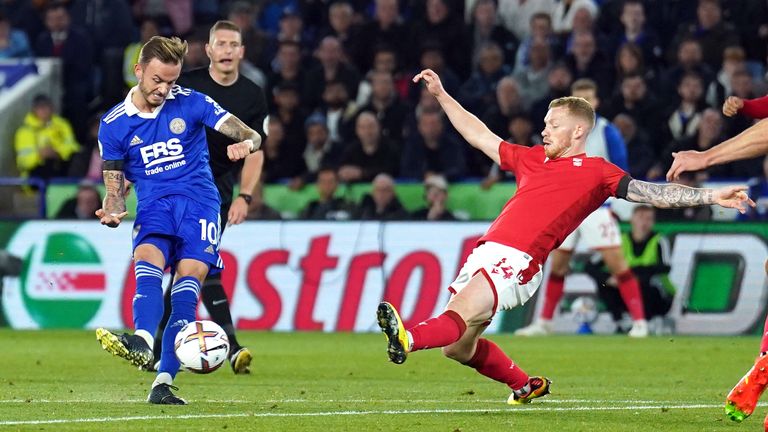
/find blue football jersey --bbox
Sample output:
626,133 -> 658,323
98,85 -> 231,211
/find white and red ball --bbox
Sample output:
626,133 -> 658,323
174,320 -> 230,374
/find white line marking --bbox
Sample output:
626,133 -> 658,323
0,403 -> 744,426
0,398 -> 720,405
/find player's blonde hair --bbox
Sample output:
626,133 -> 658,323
548,96 -> 595,129
138,36 -> 188,66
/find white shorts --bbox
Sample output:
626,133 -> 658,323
449,242 -> 543,313
558,207 -> 621,251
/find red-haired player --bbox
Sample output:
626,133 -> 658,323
376,68 -> 754,405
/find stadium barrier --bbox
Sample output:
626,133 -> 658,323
0,220 -> 765,335
36,179 -> 747,221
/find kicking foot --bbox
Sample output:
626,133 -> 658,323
725,355 -> 768,422
376,302 -> 409,364
508,376 -> 552,405
95,328 -> 153,369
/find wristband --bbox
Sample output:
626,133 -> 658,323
238,193 -> 252,205
244,139 -> 254,152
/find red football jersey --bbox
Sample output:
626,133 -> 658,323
479,142 -> 629,265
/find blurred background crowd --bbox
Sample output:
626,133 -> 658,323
1,0 -> 767,220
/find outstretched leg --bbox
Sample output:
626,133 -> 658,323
443,323 -> 550,404
97,243 -> 166,369
377,271 -> 493,364
724,260 -> 768,422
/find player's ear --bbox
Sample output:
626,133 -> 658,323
133,63 -> 142,81
205,43 -> 212,57
571,125 -> 581,140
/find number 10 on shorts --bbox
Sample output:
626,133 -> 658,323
198,219 -> 219,245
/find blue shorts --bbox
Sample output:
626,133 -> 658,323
132,195 -> 223,273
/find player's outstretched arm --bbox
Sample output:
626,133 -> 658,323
413,69 -> 503,164
667,118 -> 768,181
625,179 -> 755,213
217,115 -> 262,161
96,169 -> 128,228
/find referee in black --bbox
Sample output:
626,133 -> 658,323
152,19 -> 268,374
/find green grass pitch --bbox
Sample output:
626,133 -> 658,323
0,329 -> 763,431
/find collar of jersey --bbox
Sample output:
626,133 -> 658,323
124,86 -> 175,119
544,152 -> 587,163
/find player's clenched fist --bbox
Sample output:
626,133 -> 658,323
413,69 -> 445,98
227,140 -> 253,161
722,96 -> 744,117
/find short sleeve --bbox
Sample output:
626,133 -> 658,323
98,121 -> 125,161
191,90 -> 231,131
602,160 -> 631,198
498,141 -> 530,173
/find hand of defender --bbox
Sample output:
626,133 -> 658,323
722,96 -> 744,117
227,140 -> 253,161
713,185 -> 755,214
95,208 -> 128,228
413,69 -> 445,98
666,150 -> 707,181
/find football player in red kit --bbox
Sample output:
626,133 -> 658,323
376,68 -> 754,405
669,93 -> 768,423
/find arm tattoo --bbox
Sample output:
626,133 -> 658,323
626,180 -> 714,208
102,170 -> 126,214
218,115 -> 261,149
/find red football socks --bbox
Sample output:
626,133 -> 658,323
465,338 -> 529,390
409,310 -> 467,351
760,313 -> 768,354
616,269 -> 645,320
540,274 -> 565,320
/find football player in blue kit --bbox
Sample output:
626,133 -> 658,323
94,36 -> 261,405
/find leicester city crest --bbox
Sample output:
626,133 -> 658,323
169,118 -> 186,134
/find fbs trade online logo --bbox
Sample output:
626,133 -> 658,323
19,232 -> 106,328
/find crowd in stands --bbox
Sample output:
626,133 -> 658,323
2,0 -> 768,220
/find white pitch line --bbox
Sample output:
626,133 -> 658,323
0,398 -> 758,405
0,403 -> 742,426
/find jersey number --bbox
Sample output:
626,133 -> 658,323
198,219 -> 219,245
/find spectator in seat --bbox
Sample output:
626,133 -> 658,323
356,173 -> 409,220
35,3 -> 93,142
300,168 -> 356,220
357,70 -> 408,150
400,107 -> 466,181
612,114 -> 656,180
14,94 -> 80,179
245,183 -> 282,220
301,112 -> 344,183
338,112 -> 399,182
411,174 -> 456,221
55,181 -> 101,219
0,11 -> 32,58
123,18 -> 160,88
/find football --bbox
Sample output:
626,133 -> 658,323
174,320 -> 230,374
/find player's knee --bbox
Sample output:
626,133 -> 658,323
441,344 -> 472,363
